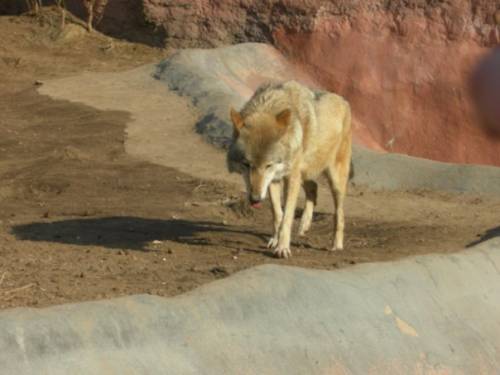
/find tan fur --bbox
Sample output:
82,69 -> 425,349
227,81 -> 352,258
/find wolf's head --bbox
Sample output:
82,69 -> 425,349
227,108 -> 298,207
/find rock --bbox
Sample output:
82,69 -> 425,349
209,266 -> 229,277
141,1 -> 498,48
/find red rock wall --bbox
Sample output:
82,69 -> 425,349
273,3 -> 500,164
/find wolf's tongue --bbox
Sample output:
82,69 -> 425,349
251,202 -> 262,209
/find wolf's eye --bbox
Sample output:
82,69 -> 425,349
265,163 -> 273,169
241,160 -> 251,168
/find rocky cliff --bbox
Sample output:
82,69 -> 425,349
144,1 -> 498,48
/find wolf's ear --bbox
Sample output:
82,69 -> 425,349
276,109 -> 292,128
230,108 -> 244,134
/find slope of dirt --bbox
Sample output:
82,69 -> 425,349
0,10 -> 499,310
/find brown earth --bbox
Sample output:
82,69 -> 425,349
0,9 -> 500,310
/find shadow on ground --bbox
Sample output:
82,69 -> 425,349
12,217 -> 267,251
467,226 -> 500,248
64,0 -> 167,48
0,2 -> 167,48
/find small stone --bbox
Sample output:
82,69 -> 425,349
210,266 -> 229,277
162,257 -> 167,262
152,240 -> 162,245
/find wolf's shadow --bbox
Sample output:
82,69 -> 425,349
12,217 -> 268,252
466,226 -> 500,248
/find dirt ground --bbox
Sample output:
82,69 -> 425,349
1,9 -> 499,310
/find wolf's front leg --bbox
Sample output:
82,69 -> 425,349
267,181 -> 283,249
274,169 -> 301,258
298,180 -> 318,236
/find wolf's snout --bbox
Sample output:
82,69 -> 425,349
249,195 -> 262,208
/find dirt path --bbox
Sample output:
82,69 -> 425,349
38,65 -> 241,187
0,10 -> 499,309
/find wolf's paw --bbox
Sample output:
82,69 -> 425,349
330,244 -> 344,252
273,246 -> 291,259
298,227 -> 309,237
267,236 -> 278,249
298,218 -> 312,237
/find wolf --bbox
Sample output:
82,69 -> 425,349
227,81 -> 352,258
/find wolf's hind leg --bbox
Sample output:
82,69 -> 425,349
326,166 -> 346,251
267,181 -> 283,249
298,180 -> 318,236
326,143 -> 351,251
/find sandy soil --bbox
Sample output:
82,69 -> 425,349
0,9 -> 499,309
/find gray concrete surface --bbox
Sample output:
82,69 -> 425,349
1,238 -> 500,374
352,145 -> 500,194
155,43 -> 500,195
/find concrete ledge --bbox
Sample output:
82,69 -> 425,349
353,145 -> 500,194
1,239 -> 500,374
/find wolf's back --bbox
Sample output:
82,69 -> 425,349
240,81 -> 314,118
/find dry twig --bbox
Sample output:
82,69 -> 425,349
81,0 -> 108,32
2,283 -> 36,295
